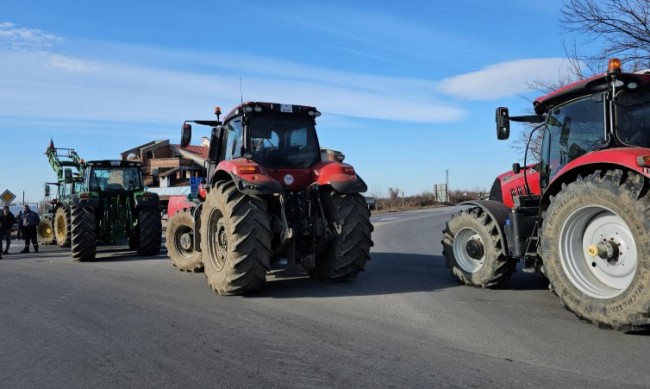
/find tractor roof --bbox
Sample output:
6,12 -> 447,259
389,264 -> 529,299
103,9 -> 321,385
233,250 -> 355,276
222,101 -> 320,123
533,71 -> 650,115
86,160 -> 142,168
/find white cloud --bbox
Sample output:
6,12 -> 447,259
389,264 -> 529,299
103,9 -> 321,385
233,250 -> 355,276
439,58 -> 575,100
0,22 -> 62,52
47,53 -> 93,73
0,48 -> 466,124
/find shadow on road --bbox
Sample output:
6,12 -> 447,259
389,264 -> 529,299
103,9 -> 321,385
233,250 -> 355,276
14,244 -> 170,263
248,252 -> 455,298
248,251 -> 550,298
92,246 -> 169,262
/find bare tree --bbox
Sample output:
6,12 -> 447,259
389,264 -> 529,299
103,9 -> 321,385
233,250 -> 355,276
511,0 -> 650,158
561,0 -> 650,70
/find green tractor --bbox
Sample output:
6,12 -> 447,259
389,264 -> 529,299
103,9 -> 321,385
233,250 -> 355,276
70,160 -> 162,261
39,141 -> 85,247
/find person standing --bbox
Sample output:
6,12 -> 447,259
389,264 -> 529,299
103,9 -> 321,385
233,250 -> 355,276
20,205 -> 40,253
2,206 -> 16,255
15,209 -> 23,240
0,210 -> 3,259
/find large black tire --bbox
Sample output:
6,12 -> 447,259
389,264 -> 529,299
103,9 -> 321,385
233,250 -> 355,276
37,214 -> 56,245
71,205 -> 96,262
54,206 -> 71,248
540,169 -> 650,331
200,181 -> 271,296
442,207 -> 515,288
137,207 -> 162,256
310,192 -> 373,282
166,209 -> 203,272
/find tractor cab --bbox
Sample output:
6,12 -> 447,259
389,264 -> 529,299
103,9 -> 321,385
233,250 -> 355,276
84,160 -> 144,192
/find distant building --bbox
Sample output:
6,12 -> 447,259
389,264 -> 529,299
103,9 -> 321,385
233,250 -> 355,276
120,138 -> 209,204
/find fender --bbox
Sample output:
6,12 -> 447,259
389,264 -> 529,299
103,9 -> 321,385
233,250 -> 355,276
214,159 -> 284,195
542,147 -> 650,208
458,200 -> 511,257
135,191 -> 160,209
71,193 -> 99,208
313,161 -> 367,193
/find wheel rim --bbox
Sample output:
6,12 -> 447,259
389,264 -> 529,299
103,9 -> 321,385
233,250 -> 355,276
453,227 -> 485,273
207,209 -> 227,271
174,225 -> 194,257
56,214 -> 65,236
559,205 -> 637,299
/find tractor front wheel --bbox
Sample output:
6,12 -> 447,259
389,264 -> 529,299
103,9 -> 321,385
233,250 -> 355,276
166,209 -> 202,272
71,205 -> 96,262
137,207 -> 162,256
442,207 -> 515,288
54,206 -> 71,248
541,169 -> 650,331
37,214 -> 55,245
310,192 -> 373,282
200,181 -> 271,295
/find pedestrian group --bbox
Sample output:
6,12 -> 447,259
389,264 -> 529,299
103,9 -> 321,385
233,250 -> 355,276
0,204 -> 40,259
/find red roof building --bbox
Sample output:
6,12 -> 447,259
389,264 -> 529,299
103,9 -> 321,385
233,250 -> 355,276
120,138 -> 209,194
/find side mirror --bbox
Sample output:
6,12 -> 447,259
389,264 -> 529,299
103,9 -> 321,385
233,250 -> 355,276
496,107 -> 510,140
512,162 -> 521,174
181,123 -> 192,148
64,168 -> 73,183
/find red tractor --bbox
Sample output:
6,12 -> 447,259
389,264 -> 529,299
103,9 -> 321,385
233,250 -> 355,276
166,102 -> 373,295
443,59 -> 650,331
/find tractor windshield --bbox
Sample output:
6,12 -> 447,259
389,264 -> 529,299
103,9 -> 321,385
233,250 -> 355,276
541,95 -> 605,182
248,115 -> 320,168
615,90 -> 650,148
89,167 -> 143,191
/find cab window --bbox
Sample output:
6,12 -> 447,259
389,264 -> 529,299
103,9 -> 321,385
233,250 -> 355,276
223,118 -> 243,160
542,96 -> 604,181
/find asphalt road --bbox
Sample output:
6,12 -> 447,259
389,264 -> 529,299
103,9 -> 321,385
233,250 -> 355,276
1,206 -> 649,388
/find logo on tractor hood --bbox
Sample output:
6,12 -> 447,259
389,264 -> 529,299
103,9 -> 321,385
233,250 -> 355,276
283,174 -> 294,186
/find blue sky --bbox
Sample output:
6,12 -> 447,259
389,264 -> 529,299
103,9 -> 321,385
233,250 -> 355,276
0,0 -> 583,202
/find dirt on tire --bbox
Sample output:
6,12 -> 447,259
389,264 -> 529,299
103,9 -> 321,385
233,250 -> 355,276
442,207 -> 515,288
540,169 -> 650,331
166,209 -> 203,271
200,181 -> 271,296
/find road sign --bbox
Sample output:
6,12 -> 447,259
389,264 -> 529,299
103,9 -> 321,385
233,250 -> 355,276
1,189 -> 16,204
190,177 -> 203,195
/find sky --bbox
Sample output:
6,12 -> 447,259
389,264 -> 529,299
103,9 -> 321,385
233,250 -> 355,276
0,0 -> 589,202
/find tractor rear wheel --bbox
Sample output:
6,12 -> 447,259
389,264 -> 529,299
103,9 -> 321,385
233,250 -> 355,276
166,209 -> 203,272
311,192 -> 373,282
54,206 -> 71,248
442,207 -> 515,288
71,205 -> 96,262
540,169 -> 650,331
137,207 -> 162,256
37,214 -> 55,245
200,181 -> 271,295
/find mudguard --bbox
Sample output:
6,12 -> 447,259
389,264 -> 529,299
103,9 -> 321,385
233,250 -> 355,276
314,162 -> 367,193
72,193 -> 98,208
215,160 -> 284,195
135,191 -> 160,209
458,200 -> 511,257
